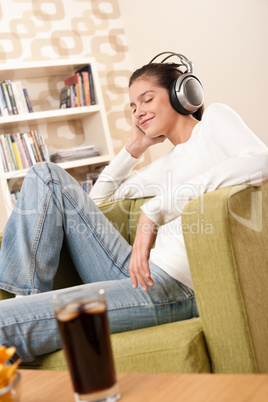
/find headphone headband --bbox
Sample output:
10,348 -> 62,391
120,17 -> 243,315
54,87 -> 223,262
149,51 -> 204,115
149,51 -> 193,74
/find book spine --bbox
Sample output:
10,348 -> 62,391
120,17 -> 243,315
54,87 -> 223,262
5,134 -> 18,170
75,83 -> 80,107
78,74 -> 85,106
15,133 -> 29,169
22,133 -> 36,166
36,132 -> 47,161
6,80 -> 18,115
20,134 -> 33,167
31,130 -> 43,162
11,135 -> 23,170
1,82 -> 13,115
11,81 -> 29,114
60,86 -> 69,109
0,135 -> 13,171
81,71 -> 91,106
27,132 -> 39,163
66,86 -> 71,108
23,88 -> 33,113
87,65 -> 95,105
0,139 -> 8,172
0,84 -> 8,116
70,85 -> 75,108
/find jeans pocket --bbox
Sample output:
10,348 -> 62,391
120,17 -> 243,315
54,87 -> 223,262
177,281 -> 195,298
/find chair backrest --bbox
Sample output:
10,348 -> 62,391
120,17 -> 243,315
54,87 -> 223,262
182,184 -> 268,373
99,198 -> 151,245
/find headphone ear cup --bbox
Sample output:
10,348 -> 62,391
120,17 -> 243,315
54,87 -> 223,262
169,79 -> 189,115
169,75 -> 204,115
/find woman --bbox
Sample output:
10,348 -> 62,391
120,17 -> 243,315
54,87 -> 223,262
0,55 -> 267,362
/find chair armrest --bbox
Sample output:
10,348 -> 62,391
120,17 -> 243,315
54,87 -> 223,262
182,184 -> 268,373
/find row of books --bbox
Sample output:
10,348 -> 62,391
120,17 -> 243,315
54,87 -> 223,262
0,80 -> 33,117
60,64 -> 95,109
50,145 -> 100,163
0,131 -> 50,173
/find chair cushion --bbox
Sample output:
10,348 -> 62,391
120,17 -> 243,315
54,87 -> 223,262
21,317 -> 211,373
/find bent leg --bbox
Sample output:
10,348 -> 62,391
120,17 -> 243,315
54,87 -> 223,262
0,162 -> 132,295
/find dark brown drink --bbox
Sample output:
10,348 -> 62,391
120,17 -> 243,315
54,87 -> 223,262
55,300 -> 116,395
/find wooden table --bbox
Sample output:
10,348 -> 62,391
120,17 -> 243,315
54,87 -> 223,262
19,370 -> 268,402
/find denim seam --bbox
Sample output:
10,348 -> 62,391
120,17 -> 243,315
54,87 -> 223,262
29,189 -> 52,294
0,315 -> 55,329
0,282 -> 39,295
107,297 -> 195,311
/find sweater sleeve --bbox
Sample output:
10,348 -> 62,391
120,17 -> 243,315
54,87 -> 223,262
90,146 -> 142,205
141,104 -> 268,226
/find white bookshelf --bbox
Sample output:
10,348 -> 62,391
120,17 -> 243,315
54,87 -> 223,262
0,58 -> 114,231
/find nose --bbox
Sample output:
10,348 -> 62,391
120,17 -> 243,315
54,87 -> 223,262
134,104 -> 146,119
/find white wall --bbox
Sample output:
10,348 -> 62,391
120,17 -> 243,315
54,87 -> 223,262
118,0 -> 268,159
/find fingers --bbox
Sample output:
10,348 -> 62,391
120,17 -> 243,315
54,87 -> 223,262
129,257 -> 154,292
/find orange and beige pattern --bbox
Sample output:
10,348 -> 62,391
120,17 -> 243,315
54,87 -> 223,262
0,0 -> 136,155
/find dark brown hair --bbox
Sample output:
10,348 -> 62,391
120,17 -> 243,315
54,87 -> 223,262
129,63 -> 204,121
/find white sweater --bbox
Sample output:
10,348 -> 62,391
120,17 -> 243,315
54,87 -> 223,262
90,103 -> 268,289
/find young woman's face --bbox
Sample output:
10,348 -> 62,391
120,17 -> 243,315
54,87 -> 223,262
129,78 -> 179,138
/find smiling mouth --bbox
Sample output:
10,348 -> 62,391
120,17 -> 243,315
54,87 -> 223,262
141,117 -> 154,127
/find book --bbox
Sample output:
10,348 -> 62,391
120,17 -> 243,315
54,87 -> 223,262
27,132 -> 39,163
6,80 -> 18,115
11,135 -> 23,170
20,134 -> 33,168
78,74 -> 85,106
11,81 -> 29,114
64,73 -> 81,107
35,131 -> 47,161
81,71 -> 91,106
0,85 -> 8,116
31,130 -> 43,162
23,88 -> 33,113
5,134 -> 18,170
76,64 -> 95,105
1,82 -> 13,115
0,139 -> 8,172
50,145 -> 99,163
14,133 -> 29,169
59,86 -> 71,109
22,133 -> 36,166
0,135 -> 13,171
69,85 -> 75,108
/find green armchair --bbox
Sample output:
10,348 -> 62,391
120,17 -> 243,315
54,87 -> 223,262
1,184 -> 268,373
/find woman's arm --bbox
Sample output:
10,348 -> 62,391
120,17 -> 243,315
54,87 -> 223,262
142,147 -> 268,226
142,104 -> 268,226
128,211 -> 158,291
90,120 -> 166,205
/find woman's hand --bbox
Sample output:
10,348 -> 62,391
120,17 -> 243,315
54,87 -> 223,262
125,118 -> 166,159
129,211 -> 158,291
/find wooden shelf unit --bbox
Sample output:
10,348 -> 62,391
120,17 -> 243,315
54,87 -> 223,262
0,58 -> 114,231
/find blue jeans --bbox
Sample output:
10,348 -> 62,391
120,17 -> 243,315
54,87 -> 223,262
0,162 -> 198,362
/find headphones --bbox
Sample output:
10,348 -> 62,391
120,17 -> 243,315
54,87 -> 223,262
149,51 -> 204,115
